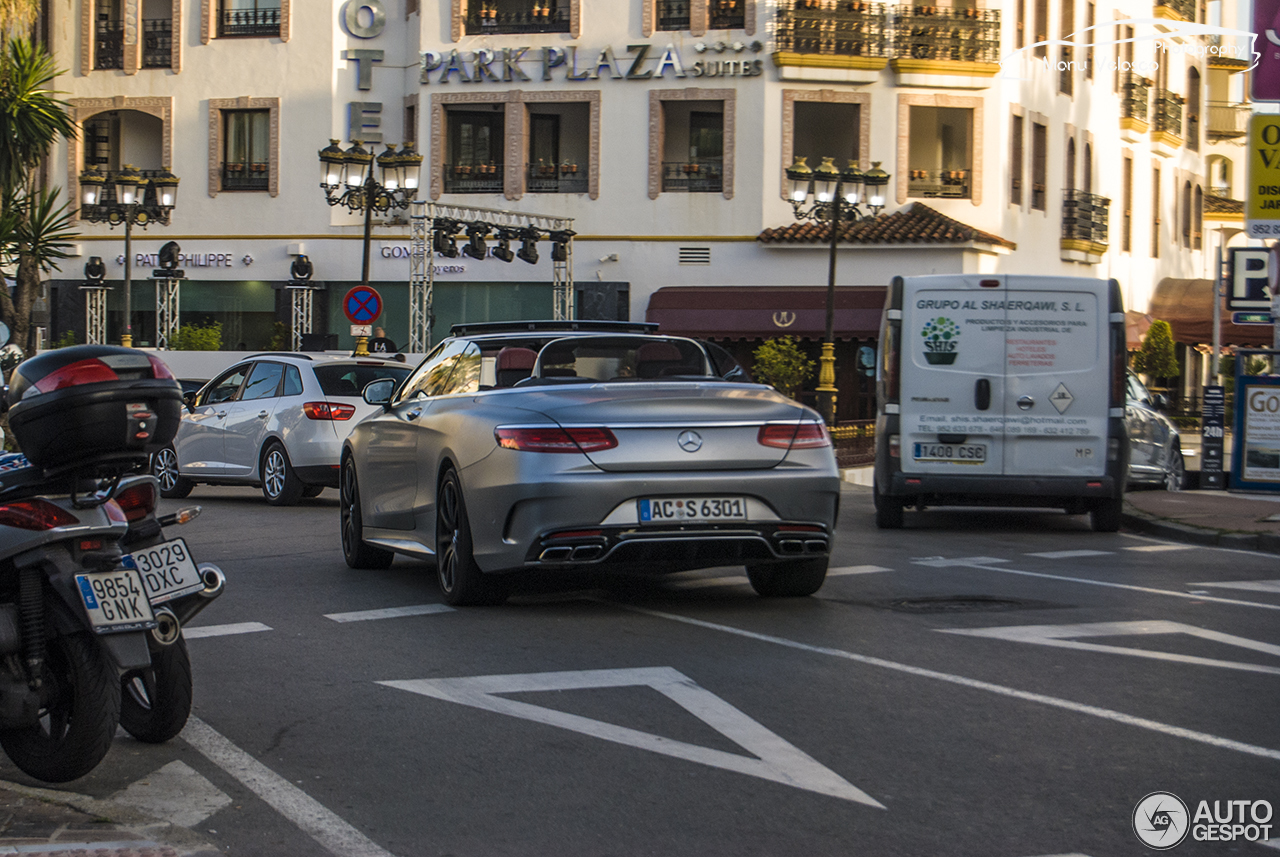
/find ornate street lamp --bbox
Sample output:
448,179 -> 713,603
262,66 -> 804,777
785,156 -> 891,426
318,139 -> 423,355
76,164 -> 179,347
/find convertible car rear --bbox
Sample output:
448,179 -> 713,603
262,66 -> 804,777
340,323 -> 840,605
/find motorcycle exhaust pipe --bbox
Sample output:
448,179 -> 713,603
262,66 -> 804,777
167,563 -> 226,627
150,607 -> 181,646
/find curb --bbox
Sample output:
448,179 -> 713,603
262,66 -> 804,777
1121,507 -> 1280,554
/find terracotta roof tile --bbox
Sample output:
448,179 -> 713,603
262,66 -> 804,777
758,202 -> 1016,249
1204,194 -> 1243,215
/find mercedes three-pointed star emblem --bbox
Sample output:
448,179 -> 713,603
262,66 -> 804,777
677,430 -> 703,453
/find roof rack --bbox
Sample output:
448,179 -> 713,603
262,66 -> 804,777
449,320 -> 658,336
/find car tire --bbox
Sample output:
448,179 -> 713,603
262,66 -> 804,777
1090,496 -> 1123,532
119,636 -> 192,744
873,480 -> 904,529
302,485 -> 325,498
340,456 -> 394,570
436,468 -> 509,606
261,442 -> 305,506
1163,448 -> 1185,492
746,558 -> 828,597
153,447 -> 194,499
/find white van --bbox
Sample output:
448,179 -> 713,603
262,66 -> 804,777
873,274 -> 1129,532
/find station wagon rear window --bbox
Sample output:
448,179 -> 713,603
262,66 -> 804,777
315,364 -> 411,397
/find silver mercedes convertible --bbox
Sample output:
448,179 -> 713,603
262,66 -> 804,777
340,321 -> 840,605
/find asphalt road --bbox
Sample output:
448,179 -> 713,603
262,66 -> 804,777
4,484 -> 1277,857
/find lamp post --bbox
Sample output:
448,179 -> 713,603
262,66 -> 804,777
77,164 -> 179,347
318,140 -> 423,355
785,156 -> 890,426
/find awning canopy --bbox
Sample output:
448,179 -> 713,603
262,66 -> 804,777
1149,277 -> 1273,347
645,286 -> 887,340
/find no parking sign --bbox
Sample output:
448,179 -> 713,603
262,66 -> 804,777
343,286 -> 382,326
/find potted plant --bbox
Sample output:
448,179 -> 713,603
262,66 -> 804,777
226,162 -> 243,172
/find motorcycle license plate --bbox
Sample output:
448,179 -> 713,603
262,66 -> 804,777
75,569 -> 156,634
638,497 -> 747,523
123,538 -> 204,605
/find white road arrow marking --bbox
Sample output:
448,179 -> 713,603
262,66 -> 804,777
325,604 -> 454,622
112,760 -> 232,828
940,620 -> 1280,676
379,667 -> 883,807
183,621 -> 272,639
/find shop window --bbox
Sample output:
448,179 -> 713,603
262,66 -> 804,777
222,110 -> 270,191
907,106 -> 974,200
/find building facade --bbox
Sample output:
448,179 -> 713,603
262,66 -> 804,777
42,0 -> 1254,419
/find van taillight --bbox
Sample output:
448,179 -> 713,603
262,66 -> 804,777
883,321 -> 901,402
889,435 -> 900,458
0,499 -> 79,530
980,279 -> 1000,288
114,481 -> 157,522
1110,324 -> 1126,407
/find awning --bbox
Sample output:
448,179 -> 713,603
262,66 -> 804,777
645,286 -> 887,340
1149,278 -> 1273,347
1125,311 -> 1153,350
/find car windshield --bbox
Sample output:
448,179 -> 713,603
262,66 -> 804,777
527,336 -> 713,383
315,363 -> 411,397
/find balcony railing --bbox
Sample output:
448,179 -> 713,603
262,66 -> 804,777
1207,102 -> 1249,138
661,159 -> 723,193
709,0 -> 745,30
444,163 -> 504,194
527,164 -> 588,194
218,6 -> 281,37
907,168 -> 971,199
890,5 -> 1001,64
1121,73 -> 1151,124
1062,190 -> 1110,245
94,22 -> 123,70
774,0 -> 889,58
142,18 -> 172,68
656,0 -> 690,30
1155,0 -> 1194,20
1153,89 -> 1184,138
221,163 -> 270,191
465,6 -> 570,34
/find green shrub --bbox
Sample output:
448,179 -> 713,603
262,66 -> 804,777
1131,319 -> 1179,382
171,320 -> 223,351
266,321 -> 289,352
752,336 -> 815,399
49,330 -> 75,349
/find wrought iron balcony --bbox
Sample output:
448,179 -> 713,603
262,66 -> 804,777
444,163 -> 504,194
774,0 -> 888,58
94,22 -> 123,70
142,18 -> 172,68
1153,89 -> 1184,138
466,4 -> 569,33
890,5 -> 1001,64
218,6 -> 281,37
1154,0 -> 1194,20
1121,73 -> 1151,124
1207,102 -> 1249,138
656,0 -> 690,30
661,159 -> 723,193
527,164 -> 588,194
221,162 -> 270,191
709,0 -> 745,30
907,168 -> 970,199
1062,190 -> 1110,246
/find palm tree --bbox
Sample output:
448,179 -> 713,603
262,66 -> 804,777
0,36 -> 76,353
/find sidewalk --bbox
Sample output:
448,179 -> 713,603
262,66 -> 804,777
0,778 -> 220,857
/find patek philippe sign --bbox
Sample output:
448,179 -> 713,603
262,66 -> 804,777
420,43 -> 764,85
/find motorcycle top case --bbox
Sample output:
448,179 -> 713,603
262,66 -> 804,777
6,345 -> 181,471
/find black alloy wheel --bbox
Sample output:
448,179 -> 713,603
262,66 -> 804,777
435,469 -> 508,606
340,457 -> 394,570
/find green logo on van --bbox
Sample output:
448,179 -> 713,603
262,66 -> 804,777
921,317 -> 960,365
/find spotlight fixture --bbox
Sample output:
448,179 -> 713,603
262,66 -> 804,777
157,241 -> 181,270
549,229 -> 576,263
516,226 -> 541,265
291,254 -> 314,281
492,228 -> 516,263
461,221 -> 490,261
84,256 -> 106,285
433,218 -> 461,258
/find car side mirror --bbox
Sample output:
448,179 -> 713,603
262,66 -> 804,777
363,377 -> 397,408
1150,393 -> 1170,412
182,391 -> 197,413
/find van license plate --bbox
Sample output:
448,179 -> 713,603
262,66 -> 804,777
75,569 -> 157,634
914,443 -> 987,464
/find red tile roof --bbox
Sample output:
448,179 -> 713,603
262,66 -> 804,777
1204,194 -> 1243,215
758,202 -> 1016,249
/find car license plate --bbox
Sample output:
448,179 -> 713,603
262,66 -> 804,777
75,568 -> 156,634
914,443 -> 987,464
123,538 -> 205,605
638,497 -> 746,523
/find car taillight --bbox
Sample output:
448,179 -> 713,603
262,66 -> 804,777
757,423 -> 831,450
495,426 -> 618,453
0,499 -> 79,530
303,402 -> 357,421
113,481 -> 156,523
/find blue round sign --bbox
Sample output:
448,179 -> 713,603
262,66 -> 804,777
343,286 -> 382,324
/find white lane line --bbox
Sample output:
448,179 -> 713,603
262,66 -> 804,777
1025,550 -> 1113,559
325,604 -> 454,623
828,565 -> 893,576
183,622 -> 272,639
619,605 -> 1280,763
181,716 -> 397,857
1124,544 -> 1194,552
1189,579 -> 1280,595
1261,838 -> 1280,850
911,559 -> 1280,612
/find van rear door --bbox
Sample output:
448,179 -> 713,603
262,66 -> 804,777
999,278 -> 1108,478
899,276 -> 1007,477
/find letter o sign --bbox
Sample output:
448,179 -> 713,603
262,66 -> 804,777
343,0 -> 386,38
